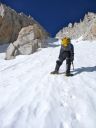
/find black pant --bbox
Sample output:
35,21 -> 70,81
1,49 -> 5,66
55,51 -> 71,74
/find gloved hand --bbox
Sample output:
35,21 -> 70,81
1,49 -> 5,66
70,55 -> 74,62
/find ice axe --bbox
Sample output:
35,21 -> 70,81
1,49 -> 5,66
71,61 -> 74,70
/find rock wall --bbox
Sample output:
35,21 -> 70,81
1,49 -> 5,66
5,25 -> 48,60
56,12 -> 96,40
0,3 -> 49,44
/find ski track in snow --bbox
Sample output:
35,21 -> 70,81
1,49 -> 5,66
0,40 -> 96,128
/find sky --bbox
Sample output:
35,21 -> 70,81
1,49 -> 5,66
1,0 -> 96,36
0,39 -> 96,128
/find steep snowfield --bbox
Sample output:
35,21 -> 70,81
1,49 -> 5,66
0,40 -> 96,128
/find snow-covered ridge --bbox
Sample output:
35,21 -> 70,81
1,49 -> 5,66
0,39 -> 96,128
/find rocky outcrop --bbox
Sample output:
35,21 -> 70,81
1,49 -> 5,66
5,25 -> 48,60
56,12 -> 96,40
0,3 -> 49,44
0,3 -> 49,59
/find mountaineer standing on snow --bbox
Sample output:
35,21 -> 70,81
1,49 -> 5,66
51,37 -> 74,76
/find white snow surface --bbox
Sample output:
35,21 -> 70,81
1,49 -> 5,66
0,39 -> 96,128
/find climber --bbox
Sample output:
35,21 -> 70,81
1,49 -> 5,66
51,37 -> 74,76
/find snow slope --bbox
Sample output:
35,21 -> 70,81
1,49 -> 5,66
0,40 -> 96,128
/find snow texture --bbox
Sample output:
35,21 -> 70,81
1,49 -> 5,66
0,39 -> 96,128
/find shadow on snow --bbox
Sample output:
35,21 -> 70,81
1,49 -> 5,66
73,66 -> 96,75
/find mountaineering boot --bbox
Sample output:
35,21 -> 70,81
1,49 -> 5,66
65,72 -> 73,76
65,63 -> 73,76
51,70 -> 58,74
51,63 -> 60,74
66,58 -> 71,76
